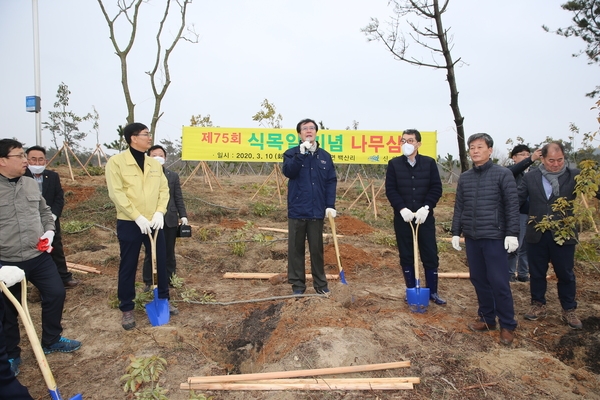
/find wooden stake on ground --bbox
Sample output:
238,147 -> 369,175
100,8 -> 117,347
223,272 -> 339,280
186,361 -> 411,384
66,262 -> 101,274
181,381 -> 414,391
257,226 -> 343,238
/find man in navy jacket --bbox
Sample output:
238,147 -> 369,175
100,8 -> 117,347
282,118 -> 337,295
385,129 -> 445,305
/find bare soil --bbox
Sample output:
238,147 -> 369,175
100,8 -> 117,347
15,166 -> 600,400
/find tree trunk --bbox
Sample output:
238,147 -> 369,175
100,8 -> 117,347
432,0 -> 468,172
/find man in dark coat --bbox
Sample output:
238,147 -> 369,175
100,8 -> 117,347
518,141 -> 600,329
385,129 -> 445,305
506,145 -> 542,282
25,146 -> 78,288
282,118 -> 337,295
142,145 -> 188,291
451,133 -> 519,346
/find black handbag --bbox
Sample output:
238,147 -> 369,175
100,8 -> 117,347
177,223 -> 192,238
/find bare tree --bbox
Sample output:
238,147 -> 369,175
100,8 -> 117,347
96,0 -> 198,141
362,0 -> 470,172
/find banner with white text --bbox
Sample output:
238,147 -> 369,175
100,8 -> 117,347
181,127 -> 437,164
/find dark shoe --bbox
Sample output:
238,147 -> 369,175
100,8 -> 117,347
316,287 -> 330,296
169,303 -> 179,316
430,293 -> 447,305
293,289 -> 305,295
517,275 -> 530,282
143,284 -> 151,293
524,302 -> 547,321
562,309 -> 583,329
468,320 -> 497,332
509,275 -> 517,283
499,328 -> 515,346
122,310 -> 136,330
8,357 -> 21,377
42,337 -> 81,355
64,279 -> 79,289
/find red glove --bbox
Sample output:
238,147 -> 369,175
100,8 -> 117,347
37,238 -> 53,253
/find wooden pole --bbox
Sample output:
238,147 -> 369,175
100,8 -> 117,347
187,361 -> 411,384
181,381 -> 414,391
371,180 -> 377,219
341,173 -> 360,199
182,162 -> 203,187
64,142 -> 92,178
251,168 -> 276,200
223,272 -> 339,280
257,227 -> 343,238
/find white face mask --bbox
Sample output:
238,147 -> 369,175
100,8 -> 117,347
28,165 -> 45,175
153,156 -> 165,165
401,143 -> 415,156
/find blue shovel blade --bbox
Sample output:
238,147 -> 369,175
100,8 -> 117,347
407,283 -> 430,314
339,270 -> 348,285
146,288 -> 170,326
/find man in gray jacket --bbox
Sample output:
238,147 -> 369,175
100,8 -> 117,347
451,133 -> 519,346
0,139 -> 81,376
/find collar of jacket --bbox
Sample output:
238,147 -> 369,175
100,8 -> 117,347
472,159 -> 493,173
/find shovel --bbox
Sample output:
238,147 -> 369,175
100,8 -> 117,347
0,279 -> 83,400
145,229 -> 170,326
406,221 -> 429,313
327,213 -> 347,284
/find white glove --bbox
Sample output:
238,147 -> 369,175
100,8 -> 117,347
52,213 -> 57,221
135,215 -> 152,235
451,236 -> 462,251
41,230 -> 55,249
150,211 -> 164,230
0,266 -> 25,290
399,208 -> 414,223
414,207 -> 430,224
504,236 -> 519,253
299,140 -> 312,155
180,217 -> 188,225
326,208 -> 336,218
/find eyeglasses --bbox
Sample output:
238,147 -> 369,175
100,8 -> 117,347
401,138 -> 416,144
301,126 -> 316,132
136,133 -> 153,138
28,157 -> 46,163
4,153 -> 27,159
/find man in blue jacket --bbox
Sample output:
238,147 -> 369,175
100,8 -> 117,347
451,133 -> 519,346
282,118 -> 337,295
385,129 -> 445,305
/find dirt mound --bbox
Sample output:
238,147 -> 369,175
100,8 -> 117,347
334,215 -> 375,235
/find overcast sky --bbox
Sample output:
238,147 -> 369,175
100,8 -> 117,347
1,0 -> 597,158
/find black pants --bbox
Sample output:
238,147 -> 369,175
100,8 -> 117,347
142,225 -> 178,285
0,293 -> 33,400
393,214 -> 439,270
287,218 -> 327,292
116,220 -> 169,312
1,253 -> 65,358
51,219 -> 73,283
528,231 -> 577,310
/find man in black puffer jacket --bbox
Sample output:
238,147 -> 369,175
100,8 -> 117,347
385,129 -> 445,305
451,133 -> 519,346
